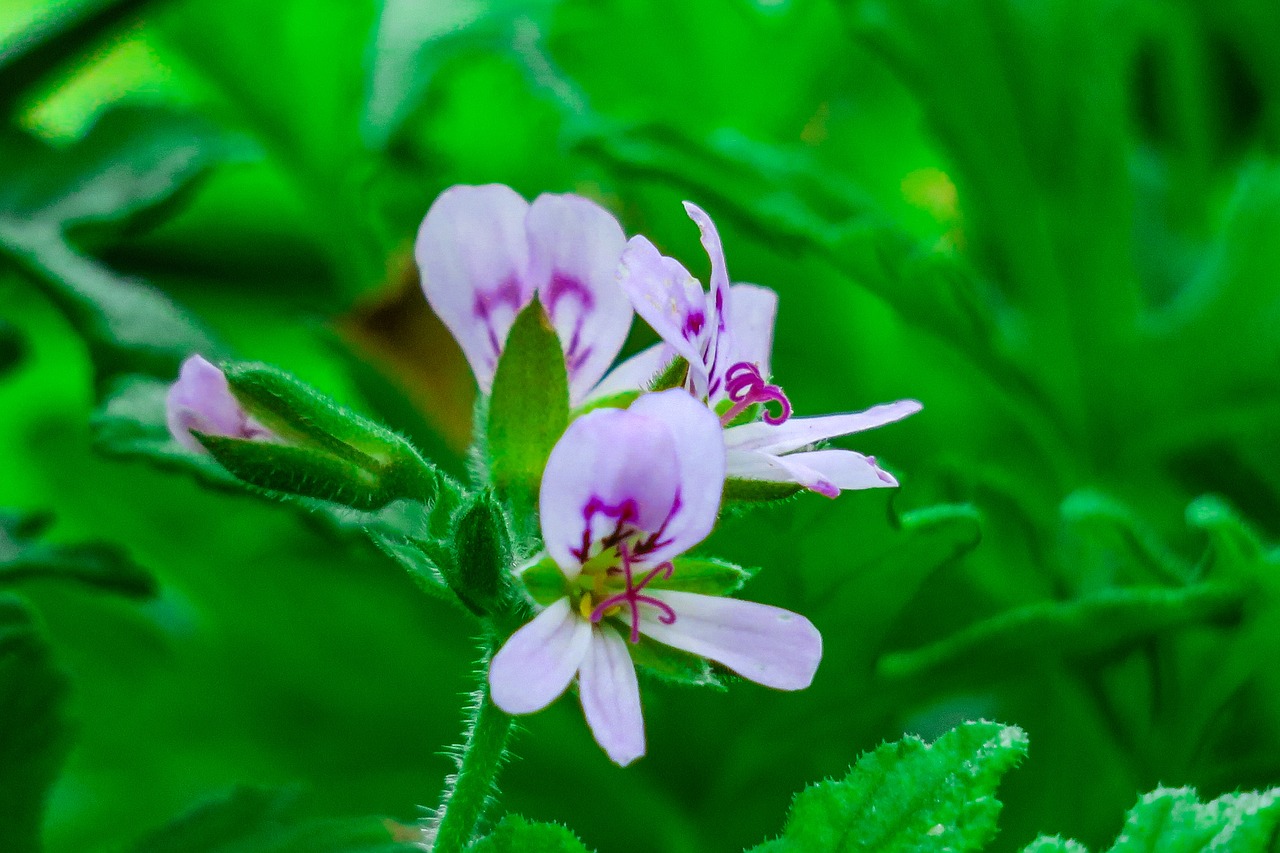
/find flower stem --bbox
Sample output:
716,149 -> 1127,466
430,654 -> 514,853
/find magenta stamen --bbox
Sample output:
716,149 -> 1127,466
720,362 -> 792,426
588,544 -> 677,643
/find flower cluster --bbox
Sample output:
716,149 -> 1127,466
416,185 -> 919,764
165,184 -> 920,766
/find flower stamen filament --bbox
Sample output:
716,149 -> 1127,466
721,361 -> 791,426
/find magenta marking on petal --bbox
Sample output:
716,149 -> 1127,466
720,362 -> 792,426
542,273 -> 598,377
867,456 -> 896,485
472,277 -> 527,362
574,496 -> 639,563
589,544 -> 677,643
683,311 -> 705,338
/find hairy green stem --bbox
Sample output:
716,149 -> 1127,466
430,657 -> 514,853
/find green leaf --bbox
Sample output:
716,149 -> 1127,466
819,503 -> 984,659
0,318 -> 25,376
363,0 -> 553,147
651,557 -> 756,596
0,510 -> 156,598
578,124 -> 1005,382
485,301 -> 569,522
0,0 -> 154,115
1022,787 -> 1280,852
92,374 -> 242,490
153,0 -> 384,294
131,786 -> 418,853
749,721 -> 1028,852
1021,839 -> 1089,853
878,582 -> 1246,682
467,814 -> 593,853
1059,491 -> 1195,592
1185,495 -> 1271,582
0,107 -> 229,385
0,595 -> 72,853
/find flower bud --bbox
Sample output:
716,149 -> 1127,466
179,359 -> 438,510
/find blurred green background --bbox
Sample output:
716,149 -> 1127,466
2,0 -> 1279,850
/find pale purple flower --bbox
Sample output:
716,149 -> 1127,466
618,202 -> 922,498
415,184 -> 637,405
487,389 -> 822,766
165,355 -> 271,452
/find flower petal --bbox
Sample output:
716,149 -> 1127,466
489,598 -> 591,715
618,235 -> 711,397
628,389 -> 726,562
723,399 -> 923,455
578,624 -> 645,766
166,355 -> 250,451
415,184 -> 534,393
526,193 -> 632,404
724,283 -> 778,380
583,342 -> 675,403
725,449 -> 839,499
540,406 -> 682,576
786,449 -> 898,490
639,591 -> 822,691
682,202 -> 733,395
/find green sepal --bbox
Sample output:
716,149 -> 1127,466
222,362 -> 420,469
648,356 -> 689,391
205,363 -> 440,509
517,556 -> 567,607
571,390 -> 641,416
194,433 -> 415,511
629,634 -> 727,691
485,301 -> 569,524
724,478 -> 805,503
367,531 -> 453,604
445,490 -> 516,618
651,557 -> 756,596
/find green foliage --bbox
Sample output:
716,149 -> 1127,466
485,301 -> 569,526
0,509 -> 155,597
1021,787 -> 1280,852
131,787 -> 418,853
878,582 -> 1246,682
0,106 -> 231,385
0,596 -> 70,853
0,318 -> 25,376
4,0 -> 1280,850
750,722 -> 1029,852
467,814 -> 593,853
